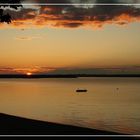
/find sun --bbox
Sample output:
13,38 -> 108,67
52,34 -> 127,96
26,72 -> 32,76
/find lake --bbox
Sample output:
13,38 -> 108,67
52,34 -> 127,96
0,77 -> 140,134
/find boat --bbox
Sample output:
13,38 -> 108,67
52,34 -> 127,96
76,89 -> 87,92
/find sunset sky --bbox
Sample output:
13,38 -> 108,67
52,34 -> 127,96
0,0 -> 140,74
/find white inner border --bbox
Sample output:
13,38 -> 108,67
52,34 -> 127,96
0,3 -> 140,6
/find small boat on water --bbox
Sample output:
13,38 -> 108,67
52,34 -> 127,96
76,89 -> 87,92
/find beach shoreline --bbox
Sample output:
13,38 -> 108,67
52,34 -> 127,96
0,113 -> 124,135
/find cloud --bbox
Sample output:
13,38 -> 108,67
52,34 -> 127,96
0,66 -> 56,74
15,36 -> 42,40
0,0 -> 140,29
0,65 -> 140,74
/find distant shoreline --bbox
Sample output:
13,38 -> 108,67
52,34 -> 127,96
0,74 -> 140,78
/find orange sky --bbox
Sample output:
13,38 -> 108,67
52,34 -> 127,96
0,3 -> 140,74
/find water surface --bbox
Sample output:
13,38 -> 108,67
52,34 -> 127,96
0,77 -> 140,134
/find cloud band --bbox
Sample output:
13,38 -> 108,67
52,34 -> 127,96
0,0 -> 140,29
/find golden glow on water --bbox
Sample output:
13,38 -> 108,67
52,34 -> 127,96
0,78 -> 140,134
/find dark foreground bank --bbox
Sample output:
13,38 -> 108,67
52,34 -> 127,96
0,113 -> 123,135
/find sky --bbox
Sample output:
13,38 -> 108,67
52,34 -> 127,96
0,0 -> 140,74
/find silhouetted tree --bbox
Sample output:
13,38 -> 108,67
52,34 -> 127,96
0,0 -> 22,23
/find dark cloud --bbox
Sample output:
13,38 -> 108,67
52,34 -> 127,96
4,8 -> 37,20
55,22 -> 84,27
0,0 -> 140,28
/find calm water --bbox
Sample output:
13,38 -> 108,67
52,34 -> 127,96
0,77 -> 140,134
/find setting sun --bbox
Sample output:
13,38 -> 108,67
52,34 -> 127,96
26,72 -> 32,76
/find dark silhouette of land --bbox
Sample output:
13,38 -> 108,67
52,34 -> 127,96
0,113 -> 124,135
0,0 -> 22,23
0,74 -> 139,78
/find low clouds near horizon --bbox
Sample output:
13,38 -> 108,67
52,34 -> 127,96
15,36 -> 42,40
0,0 -> 140,29
0,66 -> 140,74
